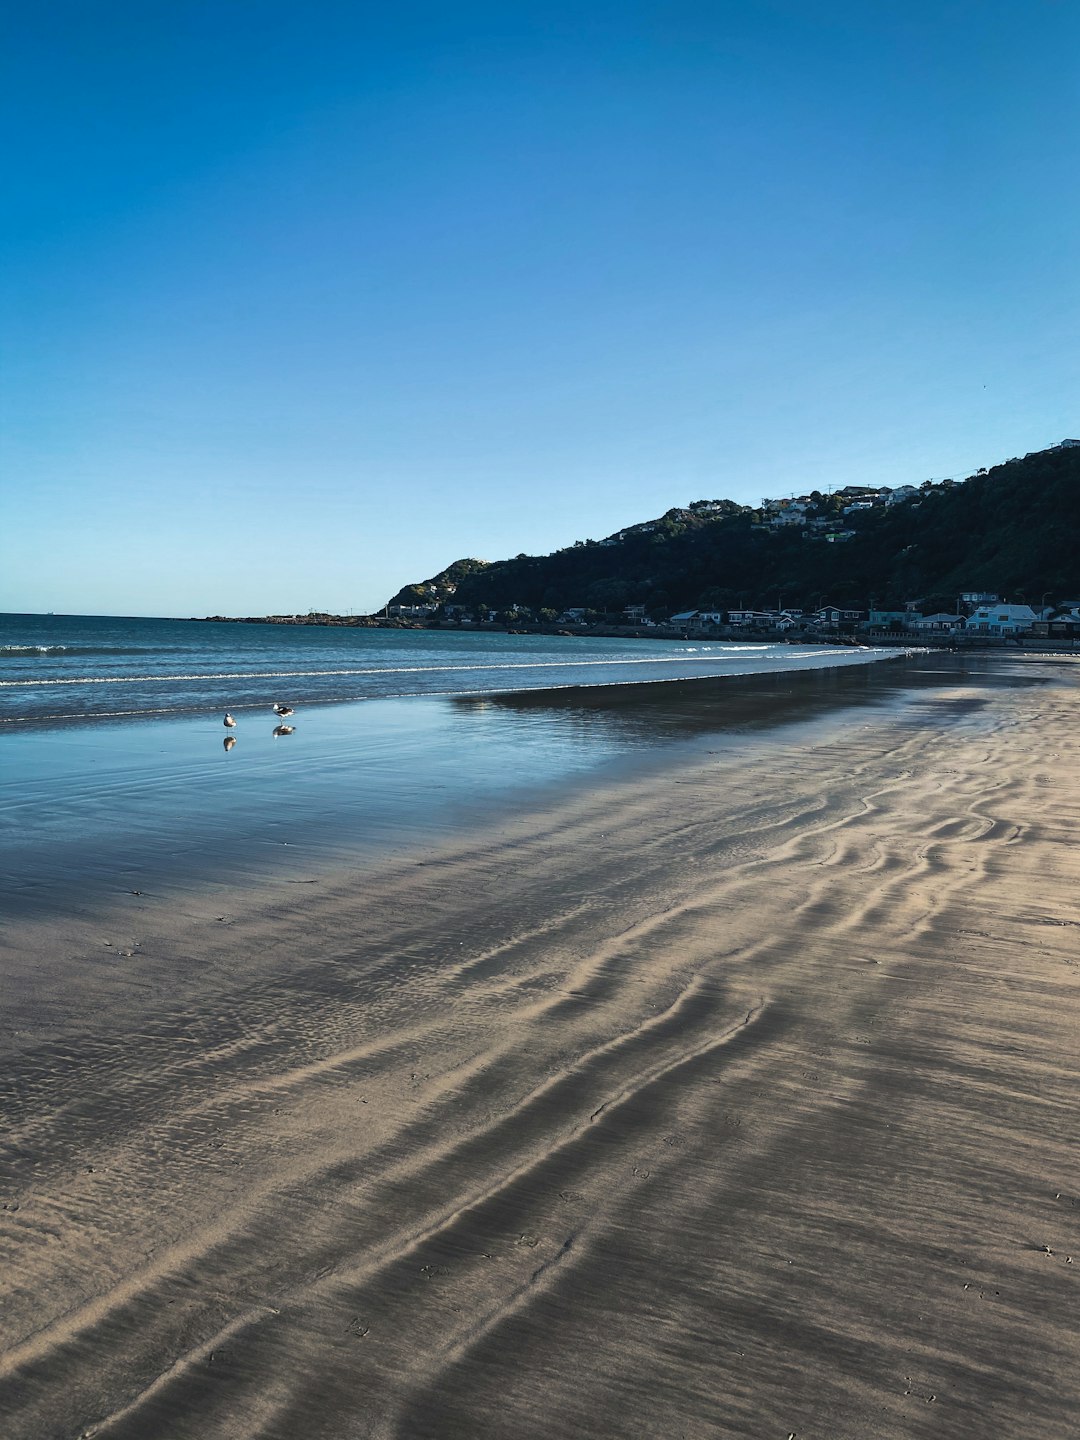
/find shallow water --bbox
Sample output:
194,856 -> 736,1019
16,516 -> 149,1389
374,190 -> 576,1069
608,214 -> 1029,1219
2,647 -> 1056,924
0,614 -> 909,916
0,613 -> 889,724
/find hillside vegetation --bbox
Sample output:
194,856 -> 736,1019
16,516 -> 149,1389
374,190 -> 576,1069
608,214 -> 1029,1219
388,446 -> 1080,617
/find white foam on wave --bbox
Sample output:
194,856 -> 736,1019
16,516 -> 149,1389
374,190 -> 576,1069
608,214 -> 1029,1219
1,644 -> 71,656
0,651 -> 841,688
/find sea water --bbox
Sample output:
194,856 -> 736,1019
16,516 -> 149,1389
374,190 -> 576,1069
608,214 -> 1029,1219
0,612 -> 889,725
0,613 -> 901,918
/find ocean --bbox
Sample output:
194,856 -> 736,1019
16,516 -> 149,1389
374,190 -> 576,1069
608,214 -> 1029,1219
0,613 -> 902,920
0,612 -> 889,725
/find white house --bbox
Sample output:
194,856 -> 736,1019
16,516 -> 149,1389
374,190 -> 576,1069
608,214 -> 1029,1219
388,603 -> 437,618
912,612 -> 964,632
885,486 -> 919,506
965,603 -> 1039,635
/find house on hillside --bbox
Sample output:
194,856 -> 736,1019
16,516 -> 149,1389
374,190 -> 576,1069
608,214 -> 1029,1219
769,507 -> 807,527
388,603 -> 437,618
965,603 -> 1038,636
885,485 -> 919,506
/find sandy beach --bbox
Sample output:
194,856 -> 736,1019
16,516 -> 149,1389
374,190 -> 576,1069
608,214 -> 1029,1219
2,656 -> 1079,1439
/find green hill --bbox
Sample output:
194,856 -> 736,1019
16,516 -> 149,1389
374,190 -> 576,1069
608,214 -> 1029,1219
387,444 -> 1080,618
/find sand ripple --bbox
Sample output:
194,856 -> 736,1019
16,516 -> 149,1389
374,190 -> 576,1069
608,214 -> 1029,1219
3,662 -> 1080,1438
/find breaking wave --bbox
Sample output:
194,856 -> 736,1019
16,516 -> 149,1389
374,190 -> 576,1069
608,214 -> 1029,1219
0,644 -> 177,658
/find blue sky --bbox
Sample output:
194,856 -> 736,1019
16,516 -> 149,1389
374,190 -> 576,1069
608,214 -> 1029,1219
2,1 -> 1077,616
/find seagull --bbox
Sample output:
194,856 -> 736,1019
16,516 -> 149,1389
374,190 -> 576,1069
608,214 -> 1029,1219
272,703 -> 294,717
224,712 -> 237,727
272,723 -> 295,737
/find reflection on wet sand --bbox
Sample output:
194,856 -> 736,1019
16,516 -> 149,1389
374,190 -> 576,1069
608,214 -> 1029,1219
454,652 -> 1053,745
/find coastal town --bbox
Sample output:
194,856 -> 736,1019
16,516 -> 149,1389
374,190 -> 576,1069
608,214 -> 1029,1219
381,593 -> 1080,643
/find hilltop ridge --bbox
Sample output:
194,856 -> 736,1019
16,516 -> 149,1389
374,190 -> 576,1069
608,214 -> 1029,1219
386,442 -> 1080,619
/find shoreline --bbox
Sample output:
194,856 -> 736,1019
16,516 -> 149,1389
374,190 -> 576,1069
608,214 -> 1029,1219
191,611 -> 1080,654
3,655 -> 1080,1437
0,658 -> 934,938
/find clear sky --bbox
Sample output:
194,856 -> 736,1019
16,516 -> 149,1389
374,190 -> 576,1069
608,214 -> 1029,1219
2,1 -> 1077,617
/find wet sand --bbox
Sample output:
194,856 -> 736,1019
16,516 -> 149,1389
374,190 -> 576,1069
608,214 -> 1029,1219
2,659 -> 1079,1438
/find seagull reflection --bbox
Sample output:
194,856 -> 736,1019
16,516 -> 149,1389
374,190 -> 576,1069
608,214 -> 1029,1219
223,735 -> 237,751
272,723 -> 296,737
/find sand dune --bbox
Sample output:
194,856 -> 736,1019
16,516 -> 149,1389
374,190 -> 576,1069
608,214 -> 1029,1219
2,662 -> 1079,1438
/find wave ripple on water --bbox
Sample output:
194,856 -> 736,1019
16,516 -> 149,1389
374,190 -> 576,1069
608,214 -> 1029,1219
0,614 -> 890,725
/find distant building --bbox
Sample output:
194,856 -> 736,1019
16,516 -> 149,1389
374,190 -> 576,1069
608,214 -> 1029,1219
965,603 -> 1038,636
885,486 -> 919,506
815,606 -> 865,627
1050,438 -> 1080,449
727,609 -> 780,627
912,612 -> 964,632
388,603 -> 437,618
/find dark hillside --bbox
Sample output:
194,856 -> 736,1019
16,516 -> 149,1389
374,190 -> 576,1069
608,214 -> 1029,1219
388,446 -> 1080,616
